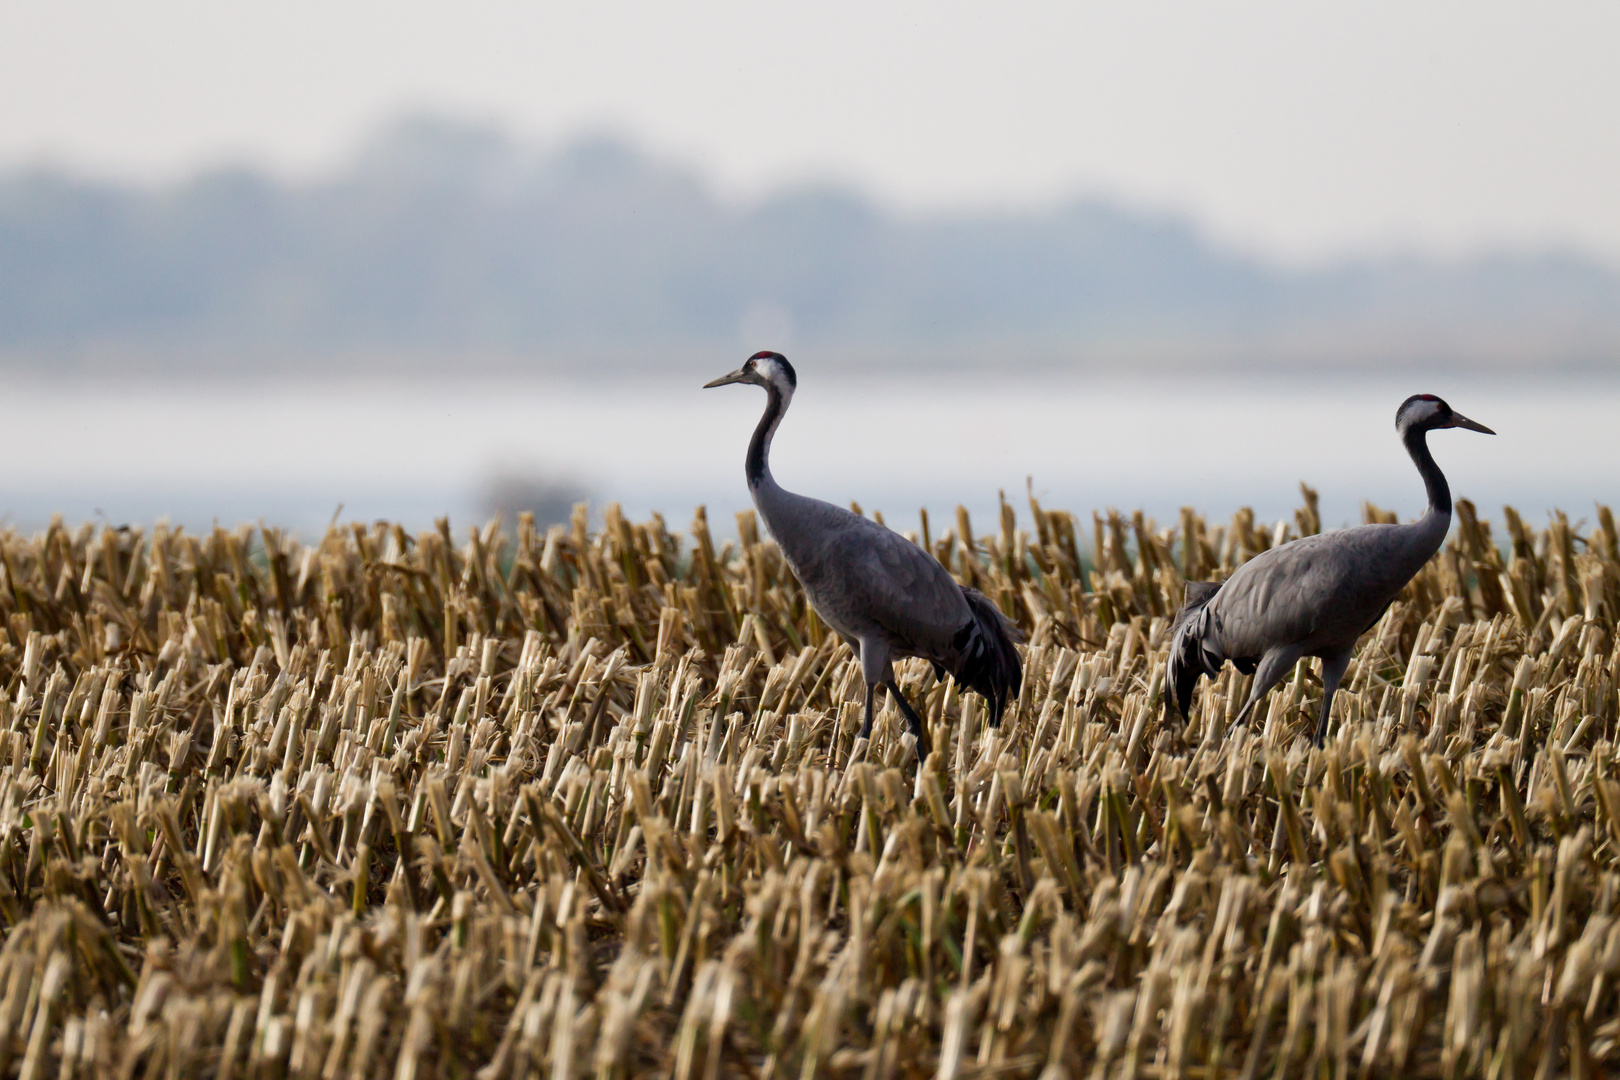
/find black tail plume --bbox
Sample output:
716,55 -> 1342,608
1167,580 -> 1221,722
951,587 -> 1024,725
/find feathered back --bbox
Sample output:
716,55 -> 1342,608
950,587 -> 1024,724
1172,581 -> 1220,634
1167,580 -> 1222,721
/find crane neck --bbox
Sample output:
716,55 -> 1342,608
1402,421 -> 1451,533
746,382 -> 788,495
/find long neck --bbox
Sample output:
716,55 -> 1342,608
1403,423 -> 1450,520
1401,422 -> 1451,556
746,384 -> 786,494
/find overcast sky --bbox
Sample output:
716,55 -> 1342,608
1,2 -> 1617,265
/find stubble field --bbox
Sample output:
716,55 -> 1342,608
0,490 -> 1617,1079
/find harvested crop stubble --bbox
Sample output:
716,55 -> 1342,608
1,491 -> 1620,1078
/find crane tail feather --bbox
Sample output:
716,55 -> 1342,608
1168,580 -> 1223,723
950,587 -> 1024,725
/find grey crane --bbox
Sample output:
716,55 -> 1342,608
1168,393 -> 1494,745
705,351 -> 1022,758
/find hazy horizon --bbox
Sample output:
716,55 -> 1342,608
0,368 -> 1609,543
4,117 -> 1620,377
3,5 -> 1617,535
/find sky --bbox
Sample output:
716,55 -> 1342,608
1,3 -> 1618,265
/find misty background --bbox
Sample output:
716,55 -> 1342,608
1,4 -> 1618,536
8,115 -> 1620,372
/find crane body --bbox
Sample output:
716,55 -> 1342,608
1169,394 -> 1494,744
705,351 -> 1022,758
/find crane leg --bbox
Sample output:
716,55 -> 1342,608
1232,644 -> 1306,728
856,637 -> 891,743
1312,648 -> 1353,746
883,673 -> 933,760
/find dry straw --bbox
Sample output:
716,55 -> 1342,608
1,489 -> 1619,1078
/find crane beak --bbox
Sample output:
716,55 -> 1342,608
703,367 -> 753,388
1449,413 -> 1495,435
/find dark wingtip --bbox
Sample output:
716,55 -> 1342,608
1166,580 -> 1220,725
954,587 -> 1023,726
1171,658 -> 1197,722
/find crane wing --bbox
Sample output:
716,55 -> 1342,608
1208,534 -> 1354,660
768,495 -> 969,656
846,521 -> 972,652
1209,524 -> 1426,661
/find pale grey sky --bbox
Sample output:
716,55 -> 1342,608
1,2 -> 1617,264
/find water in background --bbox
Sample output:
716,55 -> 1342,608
2,369 -> 1612,542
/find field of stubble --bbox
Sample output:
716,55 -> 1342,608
1,489 -> 1618,1079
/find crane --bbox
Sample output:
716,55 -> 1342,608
705,351 -> 1022,759
1168,393 -> 1494,745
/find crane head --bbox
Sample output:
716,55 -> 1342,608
1396,394 -> 1495,436
704,351 -> 797,396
